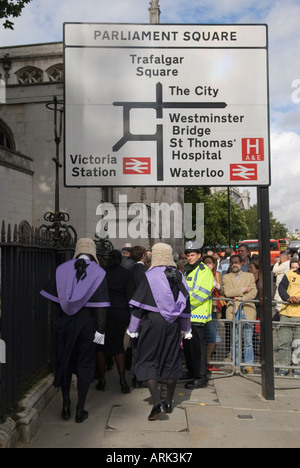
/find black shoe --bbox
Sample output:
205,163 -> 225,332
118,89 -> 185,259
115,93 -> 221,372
61,407 -> 71,421
96,378 -> 106,391
164,402 -> 173,414
148,402 -> 167,421
75,410 -> 89,423
185,379 -> 208,389
120,379 -> 131,393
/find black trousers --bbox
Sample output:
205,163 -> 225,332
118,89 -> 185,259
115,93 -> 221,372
185,323 -> 208,382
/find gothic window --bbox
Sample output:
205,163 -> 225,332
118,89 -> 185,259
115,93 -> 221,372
46,64 -> 63,82
19,220 -> 31,241
15,66 -> 43,84
0,120 -> 15,150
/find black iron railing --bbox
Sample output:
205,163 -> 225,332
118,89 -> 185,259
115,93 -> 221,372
0,220 -> 74,419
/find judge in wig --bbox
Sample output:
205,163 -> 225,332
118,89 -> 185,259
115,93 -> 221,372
127,242 -> 192,421
40,238 -> 110,423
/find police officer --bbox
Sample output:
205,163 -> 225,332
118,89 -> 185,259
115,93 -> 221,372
183,241 -> 214,389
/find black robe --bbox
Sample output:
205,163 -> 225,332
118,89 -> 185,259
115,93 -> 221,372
40,259 -> 110,386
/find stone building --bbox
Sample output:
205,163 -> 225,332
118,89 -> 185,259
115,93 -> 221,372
0,42 -> 184,252
210,187 -> 251,210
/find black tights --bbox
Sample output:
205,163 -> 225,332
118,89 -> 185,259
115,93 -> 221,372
147,379 -> 177,407
97,351 -> 126,380
61,374 -> 90,414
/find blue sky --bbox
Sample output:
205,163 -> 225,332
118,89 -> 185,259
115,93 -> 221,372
1,0 -> 300,231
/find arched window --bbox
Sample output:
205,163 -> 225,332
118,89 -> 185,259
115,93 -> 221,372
19,220 -> 31,242
15,66 -> 43,84
46,64 -> 63,82
0,120 -> 15,150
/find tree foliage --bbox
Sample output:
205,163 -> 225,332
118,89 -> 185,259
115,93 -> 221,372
184,187 -> 249,249
0,0 -> 32,29
184,189 -> 288,250
244,204 -> 288,239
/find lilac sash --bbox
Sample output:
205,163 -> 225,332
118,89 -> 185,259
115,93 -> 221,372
146,267 -> 188,323
55,259 -> 108,316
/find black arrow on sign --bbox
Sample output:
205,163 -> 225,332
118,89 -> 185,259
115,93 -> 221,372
113,82 -> 227,181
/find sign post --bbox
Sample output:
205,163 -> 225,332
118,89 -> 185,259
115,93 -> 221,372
257,186 -> 275,400
64,23 -> 274,399
63,23 -> 270,189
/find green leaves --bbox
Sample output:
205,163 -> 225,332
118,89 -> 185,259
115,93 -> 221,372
0,0 -> 32,30
184,187 -> 248,248
244,204 -> 288,239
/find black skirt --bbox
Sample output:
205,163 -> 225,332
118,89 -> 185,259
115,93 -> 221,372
100,307 -> 130,356
130,312 -> 182,381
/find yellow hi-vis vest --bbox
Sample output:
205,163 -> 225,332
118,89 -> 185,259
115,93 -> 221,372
185,263 -> 214,324
280,269 -> 300,318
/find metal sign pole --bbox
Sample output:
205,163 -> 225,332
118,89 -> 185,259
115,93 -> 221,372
257,186 -> 275,400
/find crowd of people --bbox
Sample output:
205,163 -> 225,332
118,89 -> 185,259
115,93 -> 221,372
40,238 -> 300,424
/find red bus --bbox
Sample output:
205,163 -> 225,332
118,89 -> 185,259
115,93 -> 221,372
278,238 -> 290,252
239,239 -> 281,265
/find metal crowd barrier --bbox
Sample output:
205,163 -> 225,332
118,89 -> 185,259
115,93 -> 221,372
204,298 -> 236,380
207,298 -> 300,389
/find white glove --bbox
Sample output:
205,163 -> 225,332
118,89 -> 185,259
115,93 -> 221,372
126,330 -> 139,339
182,331 -> 193,340
93,331 -> 105,345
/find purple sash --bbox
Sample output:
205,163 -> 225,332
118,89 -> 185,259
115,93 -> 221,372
55,259 -> 108,316
146,267 -> 188,323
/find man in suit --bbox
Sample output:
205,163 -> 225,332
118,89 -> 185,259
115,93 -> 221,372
130,245 -> 149,288
223,254 -> 257,374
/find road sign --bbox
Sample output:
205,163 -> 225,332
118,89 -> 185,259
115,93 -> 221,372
64,23 -> 270,187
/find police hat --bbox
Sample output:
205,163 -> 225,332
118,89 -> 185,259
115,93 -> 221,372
185,240 -> 202,253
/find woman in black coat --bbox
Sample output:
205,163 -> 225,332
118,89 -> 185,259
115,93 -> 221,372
96,249 -> 135,393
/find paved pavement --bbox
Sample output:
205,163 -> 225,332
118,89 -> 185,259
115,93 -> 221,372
16,367 -> 300,449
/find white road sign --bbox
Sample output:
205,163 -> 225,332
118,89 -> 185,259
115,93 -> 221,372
64,23 -> 270,187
